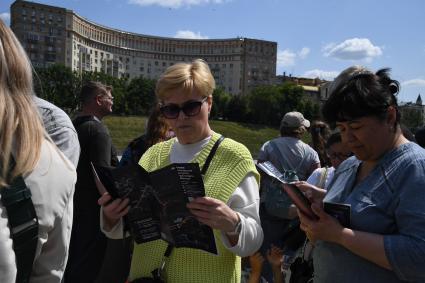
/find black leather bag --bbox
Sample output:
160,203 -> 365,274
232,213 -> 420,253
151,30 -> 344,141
289,256 -> 314,283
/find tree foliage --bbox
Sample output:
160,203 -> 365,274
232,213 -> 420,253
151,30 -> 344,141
401,107 -> 424,130
33,64 -> 322,127
33,64 -> 157,116
210,87 -> 231,119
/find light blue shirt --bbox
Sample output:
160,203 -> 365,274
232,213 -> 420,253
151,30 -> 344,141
314,142 -> 425,283
33,96 -> 80,167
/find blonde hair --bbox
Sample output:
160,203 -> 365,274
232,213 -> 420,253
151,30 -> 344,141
155,59 -> 215,100
0,20 -> 44,186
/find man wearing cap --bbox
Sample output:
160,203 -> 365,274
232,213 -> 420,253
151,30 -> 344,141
257,111 -> 320,282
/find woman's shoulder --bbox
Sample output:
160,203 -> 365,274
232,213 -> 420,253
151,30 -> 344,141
29,140 -> 75,186
139,138 -> 175,167
219,136 -> 252,161
381,142 -> 425,179
24,139 -> 76,221
379,142 -> 425,170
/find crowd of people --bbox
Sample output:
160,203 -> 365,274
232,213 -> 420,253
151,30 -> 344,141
1,19 -> 425,283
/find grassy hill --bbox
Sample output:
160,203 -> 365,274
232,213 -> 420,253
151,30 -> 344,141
103,116 -> 280,158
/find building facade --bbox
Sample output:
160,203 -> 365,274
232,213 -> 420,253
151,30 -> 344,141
273,73 -> 330,104
10,0 -> 277,95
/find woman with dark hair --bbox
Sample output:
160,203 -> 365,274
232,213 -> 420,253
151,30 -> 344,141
119,106 -> 174,167
297,66 -> 425,282
305,131 -> 351,190
309,120 -> 331,167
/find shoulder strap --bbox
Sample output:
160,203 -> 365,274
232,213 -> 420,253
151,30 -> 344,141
0,164 -> 39,283
153,243 -> 173,281
268,140 -> 288,171
201,135 -> 225,175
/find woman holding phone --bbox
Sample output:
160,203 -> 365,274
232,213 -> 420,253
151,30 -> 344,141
297,66 -> 425,282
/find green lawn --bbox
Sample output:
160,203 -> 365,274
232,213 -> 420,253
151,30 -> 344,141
103,116 -> 280,158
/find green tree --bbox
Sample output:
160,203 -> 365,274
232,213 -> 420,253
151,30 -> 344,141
211,87 -> 231,119
247,85 -> 281,125
401,108 -> 424,130
33,64 -> 81,113
302,99 -> 321,121
225,95 -> 248,122
124,76 -> 156,115
276,82 -> 305,117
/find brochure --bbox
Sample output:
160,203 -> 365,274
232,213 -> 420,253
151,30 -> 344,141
91,162 -> 218,255
256,161 -> 318,220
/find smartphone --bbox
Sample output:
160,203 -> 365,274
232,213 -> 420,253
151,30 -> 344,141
282,183 -> 318,220
323,202 -> 351,228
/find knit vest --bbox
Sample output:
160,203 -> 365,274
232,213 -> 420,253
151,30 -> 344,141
129,132 -> 259,283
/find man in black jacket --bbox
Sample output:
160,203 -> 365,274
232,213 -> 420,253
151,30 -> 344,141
64,81 -> 118,283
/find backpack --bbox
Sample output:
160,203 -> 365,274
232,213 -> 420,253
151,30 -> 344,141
262,141 -> 303,219
0,158 -> 39,283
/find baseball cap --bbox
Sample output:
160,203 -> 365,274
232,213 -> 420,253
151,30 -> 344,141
281,111 -> 310,128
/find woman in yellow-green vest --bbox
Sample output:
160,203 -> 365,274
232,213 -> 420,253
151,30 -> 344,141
99,59 -> 263,283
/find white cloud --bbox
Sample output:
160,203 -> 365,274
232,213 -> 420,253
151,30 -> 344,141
303,69 -> 339,81
402,79 -> 425,87
174,30 -> 208,39
0,12 -> 10,24
128,0 -> 228,8
298,47 -> 310,59
323,38 -> 382,61
277,49 -> 296,67
277,47 -> 310,68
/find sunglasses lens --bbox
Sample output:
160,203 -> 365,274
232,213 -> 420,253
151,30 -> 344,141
182,101 -> 202,117
160,98 -> 206,119
160,105 -> 179,119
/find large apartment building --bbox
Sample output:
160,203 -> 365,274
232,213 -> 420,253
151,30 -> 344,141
10,0 -> 277,95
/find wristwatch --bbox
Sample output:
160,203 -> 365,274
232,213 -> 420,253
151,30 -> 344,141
227,217 -> 242,236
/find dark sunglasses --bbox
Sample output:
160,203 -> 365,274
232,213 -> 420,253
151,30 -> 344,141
159,97 -> 208,119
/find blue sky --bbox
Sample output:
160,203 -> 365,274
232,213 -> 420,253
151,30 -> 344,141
1,0 -> 424,103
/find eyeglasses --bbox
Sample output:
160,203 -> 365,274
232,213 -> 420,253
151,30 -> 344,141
159,97 -> 208,119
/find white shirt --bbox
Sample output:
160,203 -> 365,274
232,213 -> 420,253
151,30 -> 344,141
306,167 -> 335,190
102,136 -> 263,257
